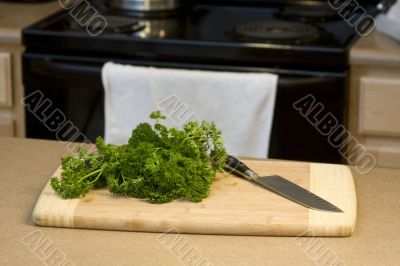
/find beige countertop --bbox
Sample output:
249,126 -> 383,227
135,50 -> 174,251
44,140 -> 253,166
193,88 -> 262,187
350,30 -> 400,67
0,2 -> 61,44
0,137 -> 400,265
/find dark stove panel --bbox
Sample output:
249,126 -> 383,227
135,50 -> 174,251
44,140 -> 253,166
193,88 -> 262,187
35,5 -> 357,47
23,3 -> 376,68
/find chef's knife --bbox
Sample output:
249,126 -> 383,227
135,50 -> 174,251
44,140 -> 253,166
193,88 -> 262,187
224,156 -> 343,213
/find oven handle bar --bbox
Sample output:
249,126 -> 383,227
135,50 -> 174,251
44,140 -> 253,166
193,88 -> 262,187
29,58 -> 340,89
31,59 -> 101,76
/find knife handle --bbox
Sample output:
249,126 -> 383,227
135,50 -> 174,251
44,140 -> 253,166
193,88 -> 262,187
225,155 -> 259,181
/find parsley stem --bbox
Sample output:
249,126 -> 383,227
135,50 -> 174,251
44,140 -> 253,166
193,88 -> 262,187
89,169 -> 103,184
79,168 -> 103,183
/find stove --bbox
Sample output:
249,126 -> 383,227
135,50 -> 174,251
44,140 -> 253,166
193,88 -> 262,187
22,0 -> 385,163
24,1 -> 382,67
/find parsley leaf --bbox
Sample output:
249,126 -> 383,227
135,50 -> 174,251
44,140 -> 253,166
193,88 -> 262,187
51,111 -> 228,203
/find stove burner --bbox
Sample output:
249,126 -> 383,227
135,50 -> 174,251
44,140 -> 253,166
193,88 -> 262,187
234,21 -> 319,43
104,15 -> 145,33
279,5 -> 340,22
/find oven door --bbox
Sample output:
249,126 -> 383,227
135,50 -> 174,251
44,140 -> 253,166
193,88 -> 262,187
23,53 -> 346,163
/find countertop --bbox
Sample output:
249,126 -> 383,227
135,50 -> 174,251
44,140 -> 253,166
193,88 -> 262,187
1,137 -> 400,265
0,2 -> 60,44
350,30 -> 400,67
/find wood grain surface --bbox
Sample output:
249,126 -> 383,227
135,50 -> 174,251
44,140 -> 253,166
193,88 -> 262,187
32,159 -> 356,236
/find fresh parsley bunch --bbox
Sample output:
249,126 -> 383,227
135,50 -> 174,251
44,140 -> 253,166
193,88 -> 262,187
51,111 -> 228,203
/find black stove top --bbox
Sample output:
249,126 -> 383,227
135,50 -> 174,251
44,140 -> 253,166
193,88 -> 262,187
39,5 -> 354,45
23,3 -> 380,69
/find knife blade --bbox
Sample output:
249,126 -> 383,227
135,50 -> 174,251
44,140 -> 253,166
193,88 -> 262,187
224,156 -> 343,213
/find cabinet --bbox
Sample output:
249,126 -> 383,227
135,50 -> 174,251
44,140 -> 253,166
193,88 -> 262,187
0,114 -> 13,137
0,1 -> 61,138
359,77 -> 400,137
0,44 -> 24,138
349,32 -> 400,169
0,53 -> 12,107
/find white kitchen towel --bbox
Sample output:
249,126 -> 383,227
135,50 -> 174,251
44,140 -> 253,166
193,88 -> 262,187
102,62 -> 278,158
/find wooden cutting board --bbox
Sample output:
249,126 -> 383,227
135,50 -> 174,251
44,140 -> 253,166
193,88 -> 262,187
32,159 -> 357,236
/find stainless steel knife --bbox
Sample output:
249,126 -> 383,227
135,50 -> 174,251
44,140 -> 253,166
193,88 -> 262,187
224,155 -> 343,213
